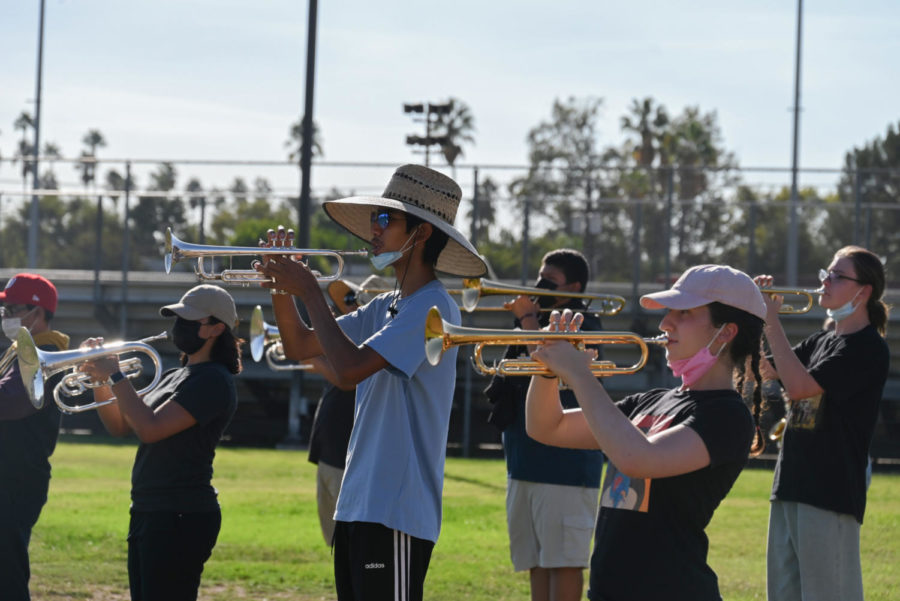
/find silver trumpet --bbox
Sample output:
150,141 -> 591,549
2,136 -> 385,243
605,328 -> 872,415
249,305 -> 313,371
15,327 -> 167,414
165,228 -> 368,285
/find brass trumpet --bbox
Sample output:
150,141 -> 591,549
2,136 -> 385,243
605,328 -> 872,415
165,228 -> 368,285
15,327 -> 166,414
424,306 -> 666,377
249,306 -> 313,371
760,286 -> 824,314
459,278 -> 626,316
768,417 -> 787,442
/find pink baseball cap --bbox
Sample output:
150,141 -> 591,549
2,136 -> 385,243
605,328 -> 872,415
640,264 -> 766,320
0,273 -> 58,313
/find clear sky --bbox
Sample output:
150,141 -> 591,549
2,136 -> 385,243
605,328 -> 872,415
2,0 -> 898,201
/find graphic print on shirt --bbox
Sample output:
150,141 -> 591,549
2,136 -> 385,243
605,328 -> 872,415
599,412 -> 675,512
786,393 -> 822,431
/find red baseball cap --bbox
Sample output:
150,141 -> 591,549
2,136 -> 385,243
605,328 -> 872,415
0,273 -> 58,313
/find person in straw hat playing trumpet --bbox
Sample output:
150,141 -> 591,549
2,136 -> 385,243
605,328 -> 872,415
256,164 -> 486,601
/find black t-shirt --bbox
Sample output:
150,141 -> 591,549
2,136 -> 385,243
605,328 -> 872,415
131,361 -> 237,512
771,324 -> 888,523
307,384 -> 355,469
588,388 -> 753,601
0,343 -> 63,493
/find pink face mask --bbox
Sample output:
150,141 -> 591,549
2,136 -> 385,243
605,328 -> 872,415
667,325 -> 726,388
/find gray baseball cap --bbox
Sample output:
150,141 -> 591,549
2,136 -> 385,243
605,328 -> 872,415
160,284 -> 238,329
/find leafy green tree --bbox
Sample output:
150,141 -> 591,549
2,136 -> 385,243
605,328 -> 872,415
517,96 -> 626,277
465,175 -> 497,244
830,121 -> 900,283
131,162 -> 186,268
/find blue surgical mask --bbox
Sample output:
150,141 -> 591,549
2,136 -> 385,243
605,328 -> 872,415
370,231 -> 417,271
826,289 -> 863,323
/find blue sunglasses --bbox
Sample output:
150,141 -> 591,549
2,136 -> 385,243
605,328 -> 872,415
370,210 -> 406,230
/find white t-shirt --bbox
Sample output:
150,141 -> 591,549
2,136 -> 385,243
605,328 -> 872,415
334,279 -> 460,542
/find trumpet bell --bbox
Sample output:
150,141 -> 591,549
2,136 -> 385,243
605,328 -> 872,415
248,305 -> 312,371
16,327 -> 46,409
16,327 -> 166,414
249,305 -> 281,363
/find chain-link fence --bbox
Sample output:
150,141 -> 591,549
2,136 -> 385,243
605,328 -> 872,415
1,158 -> 898,288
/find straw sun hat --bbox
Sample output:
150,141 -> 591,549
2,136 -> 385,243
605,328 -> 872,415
323,164 -> 487,277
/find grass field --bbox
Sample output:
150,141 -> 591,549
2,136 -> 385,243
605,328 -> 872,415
30,439 -> 900,600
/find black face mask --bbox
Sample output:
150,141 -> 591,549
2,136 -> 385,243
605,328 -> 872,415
172,317 -> 207,355
534,277 -> 560,309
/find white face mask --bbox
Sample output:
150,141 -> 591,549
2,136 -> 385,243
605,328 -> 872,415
826,289 -> 863,323
370,231 -> 418,271
2,317 -> 22,341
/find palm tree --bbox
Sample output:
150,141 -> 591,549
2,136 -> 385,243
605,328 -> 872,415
285,116 -> 323,162
77,129 -> 106,187
185,178 -> 207,243
13,112 -> 35,182
433,98 -> 476,169
620,97 -> 669,169
40,142 -> 62,189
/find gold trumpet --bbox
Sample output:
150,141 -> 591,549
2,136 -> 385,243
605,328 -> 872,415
760,286 -> 824,314
459,278 -> 626,315
15,327 -> 166,414
768,417 -> 787,442
249,306 -> 313,371
424,306 -> 666,377
165,228 -> 369,285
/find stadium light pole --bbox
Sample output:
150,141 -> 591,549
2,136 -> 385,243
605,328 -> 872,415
404,102 -> 452,167
27,0 -> 46,268
297,0 -> 318,249
786,0 -> 803,286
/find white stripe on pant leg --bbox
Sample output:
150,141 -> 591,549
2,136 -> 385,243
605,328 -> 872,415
401,532 -> 408,601
393,530 -> 408,601
393,530 -> 399,601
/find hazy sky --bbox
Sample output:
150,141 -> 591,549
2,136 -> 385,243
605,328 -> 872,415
2,0 -> 898,200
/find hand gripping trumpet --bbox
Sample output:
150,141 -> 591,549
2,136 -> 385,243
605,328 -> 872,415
164,228 -> 368,285
15,327 -> 167,414
424,307 -> 667,377
459,278 -> 626,315
249,306 -> 313,371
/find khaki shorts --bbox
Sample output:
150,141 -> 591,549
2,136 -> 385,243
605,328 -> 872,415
506,478 -> 599,571
316,462 -> 344,545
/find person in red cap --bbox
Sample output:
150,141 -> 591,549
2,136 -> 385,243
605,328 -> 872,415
0,273 -> 70,601
525,264 -> 768,601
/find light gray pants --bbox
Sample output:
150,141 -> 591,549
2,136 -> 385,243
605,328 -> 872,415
767,500 -> 863,601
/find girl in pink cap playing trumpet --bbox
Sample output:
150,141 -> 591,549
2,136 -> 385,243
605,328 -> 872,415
526,264 -> 767,601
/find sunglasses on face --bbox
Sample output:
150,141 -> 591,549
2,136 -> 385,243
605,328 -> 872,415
818,268 -> 862,284
370,211 -> 405,230
0,305 -> 30,317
